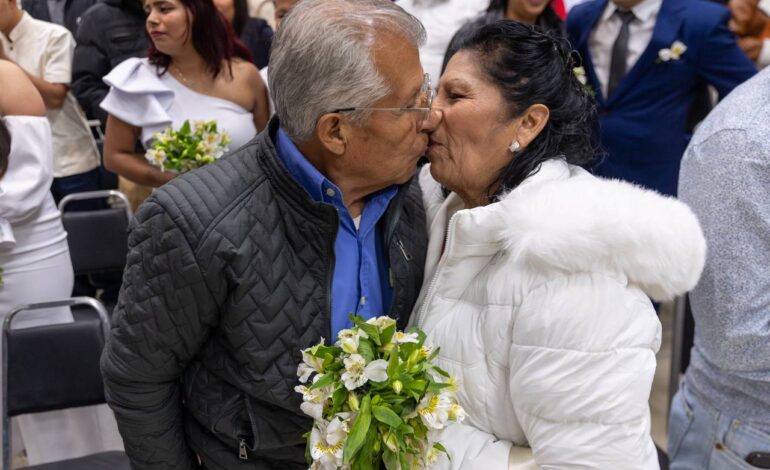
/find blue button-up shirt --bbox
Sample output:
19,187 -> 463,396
274,128 -> 396,339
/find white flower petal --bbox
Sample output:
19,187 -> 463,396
364,359 -> 389,382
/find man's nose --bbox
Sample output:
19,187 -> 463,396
419,107 -> 441,133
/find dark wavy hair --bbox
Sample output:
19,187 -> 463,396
147,0 -> 252,78
231,0 -> 249,36
456,20 -> 597,195
0,119 -> 10,179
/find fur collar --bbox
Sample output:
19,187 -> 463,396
419,160 -> 706,301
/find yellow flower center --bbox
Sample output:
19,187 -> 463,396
418,395 -> 440,416
314,441 -> 344,455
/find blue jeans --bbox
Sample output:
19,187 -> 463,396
668,382 -> 770,469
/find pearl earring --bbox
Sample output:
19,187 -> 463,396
509,140 -> 520,153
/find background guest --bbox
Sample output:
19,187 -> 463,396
20,0 -> 95,36
0,0 -> 101,209
0,59 -> 122,469
396,0 -> 488,82
567,0 -> 756,196
669,65 -> 770,470
100,0 -> 268,210
214,0 -> 273,68
729,0 -> 770,67
443,0 -> 566,73
72,0 -> 148,128
259,0 -> 298,115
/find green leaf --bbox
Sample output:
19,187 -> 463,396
180,120 -> 191,135
309,373 -> 334,391
358,322 -> 381,346
380,324 -> 396,345
427,381 -> 452,393
397,423 -> 414,435
332,387 -> 346,410
343,394 -> 371,465
387,343 -> 400,377
434,442 -> 450,459
432,365 -> 451,378
372,405 -> 403,428
357,339 -> 375,362
382,449 -> 399,470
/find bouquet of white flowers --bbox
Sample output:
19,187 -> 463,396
145,120 -> 231,173
296,315 -> 466,470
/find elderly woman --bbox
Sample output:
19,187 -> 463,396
414,22 -> 707,469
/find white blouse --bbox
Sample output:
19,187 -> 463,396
100,58 -> 258,150
0,116 -> 68,268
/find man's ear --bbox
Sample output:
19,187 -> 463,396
315,113 -> 347,156
516,104 -> 550,149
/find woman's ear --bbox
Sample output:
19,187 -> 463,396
315,113 -> 347,156
516,104 -> 550,149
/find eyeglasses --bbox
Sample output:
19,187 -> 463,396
330,73 -> 434,117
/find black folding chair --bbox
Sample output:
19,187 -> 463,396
2,297 -> 130,470
58,191 -> 132,315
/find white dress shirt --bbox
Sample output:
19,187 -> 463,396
588,0 -> 663,97
0,12 -> 99,178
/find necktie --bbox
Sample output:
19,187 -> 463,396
607,9 -> 636,96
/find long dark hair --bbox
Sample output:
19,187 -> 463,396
147,0 -> 252,78
231,0 -> 249,37
0,119 -> 10,179
460,21 -> 597,195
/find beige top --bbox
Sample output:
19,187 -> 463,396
0,12 -> 99,177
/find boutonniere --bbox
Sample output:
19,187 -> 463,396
572,66 -> 595,97
658,41 -> 688,63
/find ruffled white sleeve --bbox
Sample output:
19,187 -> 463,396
100,58 -> 175,130
0,116 -> 55,248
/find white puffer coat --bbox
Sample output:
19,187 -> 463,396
412,159 -> 706,470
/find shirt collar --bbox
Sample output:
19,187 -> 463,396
601,0 -> 663,24
7,11 -> 33,44
274,126 -> 342,206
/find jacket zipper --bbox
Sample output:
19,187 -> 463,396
414,213 -> 459,327
239,439 -> 248,460
396,236 -> 413,262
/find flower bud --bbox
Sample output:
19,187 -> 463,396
384,432 -> 399,453
392,380 -> 403,395
348,392 -> 360,411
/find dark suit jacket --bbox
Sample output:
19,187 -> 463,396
23,0 -> 97,36
567,0 -> 756,196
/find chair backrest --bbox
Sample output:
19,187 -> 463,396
2,297 -> 111,469
59,190 -> 132,276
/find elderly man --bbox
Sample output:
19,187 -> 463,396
100,0 -> 429,468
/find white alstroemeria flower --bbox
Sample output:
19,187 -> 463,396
298,347 -> 326,383
335,328 -> 368,354
146,149 -> 167,166
573,66 -> 588,85
659,40 -> 687,62
341,354 -> 389,390
448,403 -> 467,423
310,418 -> 347,470
366,316 -> 396,331
395,331 -> 419,344
295,375 -> 333,420
415,393 -> 453,430
425,446 -> 441,466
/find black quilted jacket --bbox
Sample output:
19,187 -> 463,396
101,119 -> 427,470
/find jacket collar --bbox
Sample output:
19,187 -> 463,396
419,157 -> 706,301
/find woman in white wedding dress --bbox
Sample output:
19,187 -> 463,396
0,60 -> 122,467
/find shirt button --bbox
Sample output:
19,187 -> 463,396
326,188 -> 336,197
360,296 -> 366,306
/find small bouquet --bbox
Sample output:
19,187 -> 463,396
145,120 -> 231,173
296,315 -> 466,470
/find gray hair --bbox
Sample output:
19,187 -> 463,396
269,0 -> 426,142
